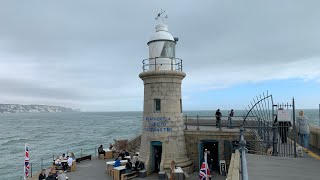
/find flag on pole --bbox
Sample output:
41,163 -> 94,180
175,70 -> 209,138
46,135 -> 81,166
24,143 -> 30,179
199,151 -> 211,180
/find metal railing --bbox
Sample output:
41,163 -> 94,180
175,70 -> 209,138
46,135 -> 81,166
142,57 -> 183,72
27,147 -> 97,179
239,126 -> 248,180
183,115 -> 258,130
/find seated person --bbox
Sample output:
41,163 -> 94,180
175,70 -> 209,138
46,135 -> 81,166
118,150 -> 129,159
59,153 -> 66,160
57,170 -> 68,180
67,156 -> 73,169
46,168 -> 57,180
133,157 -> 144,170
124,150 -> 129,156
38,169 -> 46,180
125,159 -> 133,173
114,156 -> 122,167
45,172 -> 56,180
109,143 -> 114,150
98,144 -> 105,156
54,157 -> 61,166
61,156 -> 69,172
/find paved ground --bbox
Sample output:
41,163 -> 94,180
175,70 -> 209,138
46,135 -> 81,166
66,157 -> 226,180
247,154 -> 320,180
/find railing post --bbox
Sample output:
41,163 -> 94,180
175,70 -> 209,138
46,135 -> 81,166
239,126 -> 248,180
272,122 -> 278,156
219,116 -> 222,131
30,163 -> 32,177
95,146 -> 97,157
197,115 -> 199,130
267,121 -> 270,146
292,98 -> 297,158
185,115 -> 188,130
41,157 -> 43,170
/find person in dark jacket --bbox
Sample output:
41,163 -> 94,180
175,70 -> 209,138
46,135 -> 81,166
38,169 -> 46,180
98,144 -> 105,157
45,172 -> 55,180
215,109 -> 222,128
125,159 -> 133,173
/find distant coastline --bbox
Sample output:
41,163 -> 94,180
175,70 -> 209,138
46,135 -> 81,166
0,104 -> 79,113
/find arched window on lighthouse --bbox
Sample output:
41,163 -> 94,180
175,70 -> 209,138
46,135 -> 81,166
154,99 -> 161,113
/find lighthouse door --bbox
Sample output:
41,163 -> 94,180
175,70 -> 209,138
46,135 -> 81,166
150,141 -> 162,173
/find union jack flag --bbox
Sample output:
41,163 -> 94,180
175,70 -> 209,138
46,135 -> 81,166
24,144 -> 30,179
199,152 -> 211,180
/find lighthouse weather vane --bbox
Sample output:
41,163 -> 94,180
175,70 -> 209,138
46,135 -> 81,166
155,9 -> 168,24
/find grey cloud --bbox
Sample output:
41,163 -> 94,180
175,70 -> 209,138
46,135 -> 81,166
0,0 -> 319,110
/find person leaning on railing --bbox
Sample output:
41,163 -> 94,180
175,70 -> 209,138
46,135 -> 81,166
297,110 -> 310,153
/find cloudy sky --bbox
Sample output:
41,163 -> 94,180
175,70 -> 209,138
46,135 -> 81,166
0,0 -> 319,111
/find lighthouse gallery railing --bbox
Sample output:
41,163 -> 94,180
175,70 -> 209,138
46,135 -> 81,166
142,57 -> 183,72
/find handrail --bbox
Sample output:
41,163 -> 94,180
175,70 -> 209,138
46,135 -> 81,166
142,57 -> 183,72
239,126 -> 249,180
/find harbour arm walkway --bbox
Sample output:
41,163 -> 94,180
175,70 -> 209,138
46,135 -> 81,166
66,157 -> 226,180
247,153 -> 320,180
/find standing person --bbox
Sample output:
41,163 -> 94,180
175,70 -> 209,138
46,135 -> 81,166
70,152 -> 75,160
297,110 -> 310,153
67,155 -> 73,170
38,169 -> 46,180
170,161 -> 176,180
228,109 -> 234,129
277,108 -> 292,144
215,109 -> 222,128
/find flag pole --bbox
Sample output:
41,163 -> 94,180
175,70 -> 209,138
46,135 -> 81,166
204,151 -> 209,180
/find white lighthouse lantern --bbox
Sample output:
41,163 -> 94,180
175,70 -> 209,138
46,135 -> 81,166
147,15 -> 176,71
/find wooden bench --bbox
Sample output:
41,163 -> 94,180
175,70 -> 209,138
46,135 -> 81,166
76,155 -> 92,163
121,171 -> 138,180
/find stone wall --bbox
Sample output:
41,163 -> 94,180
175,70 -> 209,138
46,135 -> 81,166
184,130 -> 251,171
309,125 -> 320,149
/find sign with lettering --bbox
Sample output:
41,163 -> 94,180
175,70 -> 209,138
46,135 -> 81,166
277,110 -> 291,122
144,116 -> 172,132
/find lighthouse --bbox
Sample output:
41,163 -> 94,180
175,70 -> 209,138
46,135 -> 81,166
138,11 -> 193,174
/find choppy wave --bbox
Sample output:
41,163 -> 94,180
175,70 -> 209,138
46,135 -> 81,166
1,137 -> 29,146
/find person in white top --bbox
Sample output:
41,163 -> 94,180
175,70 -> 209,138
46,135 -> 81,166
67,156 -> 73,167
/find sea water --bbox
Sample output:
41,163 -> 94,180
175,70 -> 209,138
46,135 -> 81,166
0,110 -> 319,180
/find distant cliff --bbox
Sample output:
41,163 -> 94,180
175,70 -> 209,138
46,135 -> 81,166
0,104 -> 76,113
